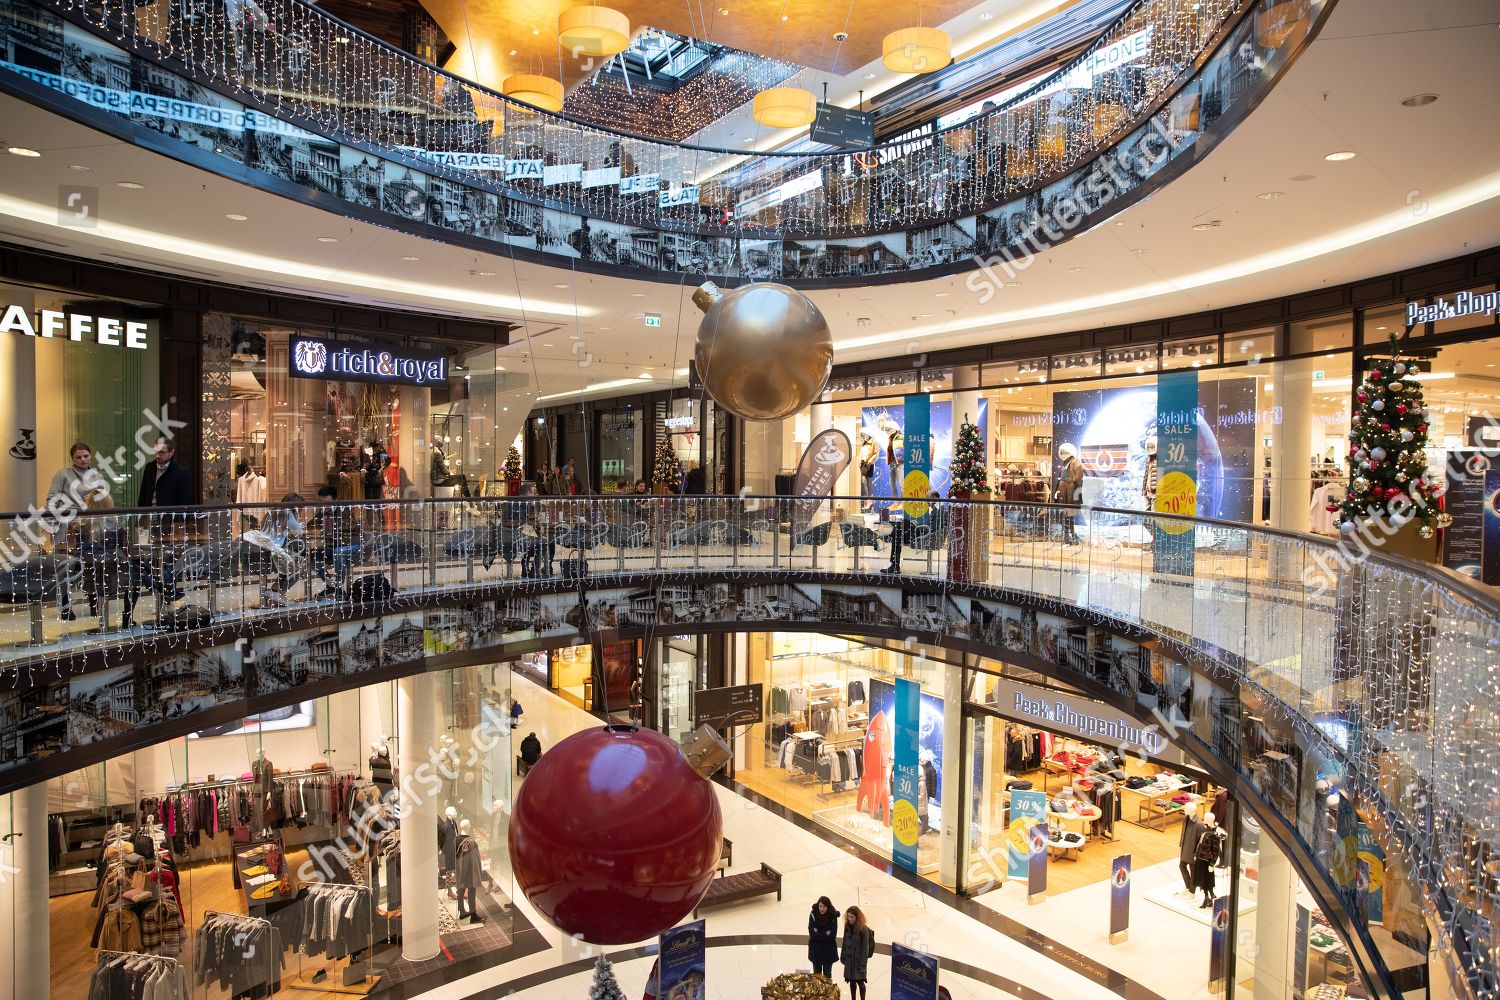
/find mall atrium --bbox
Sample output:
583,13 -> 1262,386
0,0 -> 1496,997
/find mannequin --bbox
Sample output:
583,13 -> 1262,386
454,819 -> 483,923
370,740 -> 394,795
439,806 -> 459,878
1141,437 -> 1159,509
1054,443 -> 1083,545
1178,804 -> 1204,894
1193,810 -> 1227,908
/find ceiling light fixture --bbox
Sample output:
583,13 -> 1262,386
504,74 -> 564,112
934,291 -> 950,297
753,87 -> 817,128
1258,190 -> 1285,200
863,72 -> 877,80
1129,248 -> 1148,255
401,255 -> 420,261
1192,220 -> 1221,231
1004,281 -> 1022,287
1067,266 -> 1085,273
1324,150 -> 1357,161
552,282 -> 570,289
67,164 -> 91,172
472,270 -> 496,277
1401,93 -> 1438,107
978,10 -> 992,18
115,181 -> 144,189
316,236 -> 339,243
882,26 -> 950,74
224,213 -> 248,221
630,291 -> 646,297
6,146 -> 40,157
558,5 -> 630,56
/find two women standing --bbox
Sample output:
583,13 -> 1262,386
808,898 -> 876,998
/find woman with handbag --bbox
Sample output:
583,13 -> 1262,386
839,905 -> 876,1000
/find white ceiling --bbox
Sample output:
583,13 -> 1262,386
0,0 -> 1497,407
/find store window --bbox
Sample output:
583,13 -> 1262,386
983,357 -> 1049,386
599,405 -> 643,492
226,322 -> 507,502
1161,335 -> 1220,370
1290,312 -> 1354,354
0,279 -> 163,510
1104,344 -> 1159,377
1051,349 -> 1103,380
1225,328 -> 1277,366
1361,301 -> 1408,342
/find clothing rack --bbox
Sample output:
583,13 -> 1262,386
196,910 -> 281,1000
91,950 -> 188,1000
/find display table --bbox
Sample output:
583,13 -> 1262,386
1137,794 -> 1201,831
1047,804 -> 1101,842
1120,776 -> 1196,825
236,838 -> 297,916
1046,830 -> 1087,862
1041,750 -> 1101,791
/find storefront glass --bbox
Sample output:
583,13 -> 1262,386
0,279 -> 163,510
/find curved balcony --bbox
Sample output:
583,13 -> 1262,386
0,0 -> 1334,283
0,494 -> 1493,997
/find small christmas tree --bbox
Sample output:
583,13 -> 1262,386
1334,334 -> 1445,539
950,416 -> 988,496
502,445 -> 523,481
652,436 -> 681,489
587,956 -> 626,1000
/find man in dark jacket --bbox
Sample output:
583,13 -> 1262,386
682,462 -> 706,495
519,732 -> 542,767
1054,443 -> 1084,545
138,438 -> 193,508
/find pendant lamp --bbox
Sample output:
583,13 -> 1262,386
882,26 -> 950,74
752,86 -> 817,129
504,74 -> 564,112
558,5 -> 630,58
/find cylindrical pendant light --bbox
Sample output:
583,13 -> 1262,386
882,27 -> 950,74
752,86 -> 817,129
558,5 -> 631,57
504,74 -> 564,112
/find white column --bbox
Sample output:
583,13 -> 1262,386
1,783 -> 51,1000
0,331 -> 38,512
1270,356 -> 1315,533
938,661 -> 964,888
1250,839 -> 1298,1000
398,672 -> 441,961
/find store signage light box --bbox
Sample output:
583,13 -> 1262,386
1407,290 -> 1499,327
0,303 -> 149,349
289,335 -> 449,386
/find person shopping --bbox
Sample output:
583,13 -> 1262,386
839,906 -> 876,1000
807,896 -> 840,979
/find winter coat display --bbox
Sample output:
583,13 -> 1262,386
807,906 -> 840,966
455,835 -> 483,891
839,926 -> 875,982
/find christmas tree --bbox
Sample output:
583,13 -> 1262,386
587,956 -> 626,1000
502,445 -> 523,480
1334,334 -> 1446,539
950,416 -> 988,496
652,436 -> 681,489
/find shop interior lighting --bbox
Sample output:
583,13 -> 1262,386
1324,151 -> 1357,161
6,146 -> 41,157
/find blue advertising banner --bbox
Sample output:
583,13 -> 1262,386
1109,855 -> 1131,939
657,920 -> 706,1000
1153,370 -> 1199,574
1484,470 -> 1500,587
1356,823 -> 1385,921
1027,821 -> 1048,899
890,942 -> 939,1000
903,393 -> 932,518
892,678 -> 921,872
1209,895 -> 1229,985
1008,789 -> 1047,878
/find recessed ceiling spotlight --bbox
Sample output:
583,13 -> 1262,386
978,11 -> 993,18
780,13 -> 788,20
1004,281 -> 1022,287
552,282 -> 570,289
863,72 -> 877,80
67,164 -> 92,172
1067,266 -> 1085,273
1324,150 -> 1357,161
639,371 -> 655,379
1192,220 -> 1221,231
717,6 -> 728,13
1257,190 -> 1284,200
1401,93 -> 1438,107
916,313 -> 933,318
6,146 -> 40,157
542,343 -> 554,347
630,291 -> 646,297
530,27 -> 540,35
1290,173 -> 1315,181
316,236 -> 339,243
934,291 -> 950,297
472,270 -> 496,276
509,49 -> 518,55
224,213 -> 248,221
116,180 -> 145,189
1129,248 -> 1148,255
401,255 -> 420,261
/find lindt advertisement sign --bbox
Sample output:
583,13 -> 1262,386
289,335 -> 449,386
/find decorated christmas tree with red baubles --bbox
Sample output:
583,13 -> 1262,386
1333,334 -> 1448,539
652,436 -> 682,489
950,416 -> 988,496
502,445 -> 523,481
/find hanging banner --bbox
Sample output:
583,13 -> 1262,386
903,394 -> 931,519
1109,854 -> 1131,942
1484,469 -> 1500,587
505,158 -> 544,181
892,677 -> 921,873
1293,904 -> 1311,994
1007,789 -> 1047,878
621,173 -> 660,195
543,163 -> 583,186
657,920 -> 706,1000
791,429 -> 853,527
1153,369 -> 1198,574
890,942 -> 939,1000
1208,895 -> 1229,986
1355,823 -> 1385,921
582,166 -> 622,189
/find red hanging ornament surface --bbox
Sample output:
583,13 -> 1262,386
1380,423 -> 1391,433
1396,404 -> 1408,415
1357,391 -> 1369,403
508,725 -> 723,944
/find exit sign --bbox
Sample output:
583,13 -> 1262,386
644,313 -> 662,328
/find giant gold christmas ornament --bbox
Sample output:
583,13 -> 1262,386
692,281 -> 833,421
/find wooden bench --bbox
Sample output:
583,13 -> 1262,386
694,862 -> 782,916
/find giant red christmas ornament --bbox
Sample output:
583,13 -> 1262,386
508,725 -> 723,944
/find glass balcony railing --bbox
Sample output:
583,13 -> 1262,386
0,493 -> 1493,998
0,0 -> 1332,281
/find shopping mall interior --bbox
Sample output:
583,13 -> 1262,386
0,0 -> 1496,997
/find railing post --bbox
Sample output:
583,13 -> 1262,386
427,502 -> 438,592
